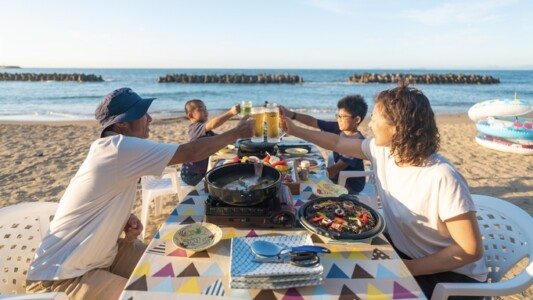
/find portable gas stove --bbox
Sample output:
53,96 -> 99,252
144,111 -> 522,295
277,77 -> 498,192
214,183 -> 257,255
204,185 -> 295,228
237,140 -> 278,159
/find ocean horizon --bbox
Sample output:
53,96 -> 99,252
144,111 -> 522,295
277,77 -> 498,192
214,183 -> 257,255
1,68 -> 532,122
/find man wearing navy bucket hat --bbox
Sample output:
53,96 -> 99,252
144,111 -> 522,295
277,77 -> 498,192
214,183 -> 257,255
26,88 -> 254,299
95,87 -> 157,138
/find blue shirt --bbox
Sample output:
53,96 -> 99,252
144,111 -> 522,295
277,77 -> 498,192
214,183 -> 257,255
317,119 -> 365,193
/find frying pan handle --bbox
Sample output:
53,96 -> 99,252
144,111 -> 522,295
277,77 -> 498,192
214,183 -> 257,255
291,245 -> 331,253
339,194 -> 361,203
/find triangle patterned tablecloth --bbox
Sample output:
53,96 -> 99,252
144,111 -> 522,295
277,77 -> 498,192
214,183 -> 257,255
120,150 -> 426,300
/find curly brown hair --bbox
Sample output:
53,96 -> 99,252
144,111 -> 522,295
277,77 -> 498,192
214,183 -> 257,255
375,82 -> 440,166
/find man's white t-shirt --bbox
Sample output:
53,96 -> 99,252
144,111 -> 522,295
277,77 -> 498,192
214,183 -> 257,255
361,138 -> 488,282
27,135 -> 178,280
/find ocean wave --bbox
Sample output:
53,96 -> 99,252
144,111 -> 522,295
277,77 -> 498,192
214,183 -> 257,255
46,111 -> 93,119
0,111 -> 93,122
45,95 -> 102,100
142,90 -> 225,99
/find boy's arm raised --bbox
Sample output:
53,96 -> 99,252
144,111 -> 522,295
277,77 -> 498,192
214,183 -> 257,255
279,105 -> 318,128
169,115 -> 253,165
205,104 -> 240,132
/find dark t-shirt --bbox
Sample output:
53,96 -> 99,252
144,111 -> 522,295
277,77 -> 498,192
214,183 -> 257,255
317,119 -> 365,193
181,121 -> 216,176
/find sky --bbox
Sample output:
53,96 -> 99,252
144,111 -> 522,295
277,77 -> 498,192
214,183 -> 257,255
1,0 -> 532,70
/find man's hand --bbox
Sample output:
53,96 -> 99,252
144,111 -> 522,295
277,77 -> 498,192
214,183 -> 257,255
230,104 -> 241,116
124,214 -> 143,242
236,114 -> 254,138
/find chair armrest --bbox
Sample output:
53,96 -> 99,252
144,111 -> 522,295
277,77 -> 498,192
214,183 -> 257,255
337,170 -> 375,186
326,151 -> 335,169
0,292 -> 68,300
431,271 -> 533,300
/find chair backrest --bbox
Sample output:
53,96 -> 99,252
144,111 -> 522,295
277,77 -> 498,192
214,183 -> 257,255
431,195 -> 533,299
0,202 -> 58,294
332,149 -> 381,211
328,151 -> 376,192
141,167 -> 180,194
473,195 -> 532,282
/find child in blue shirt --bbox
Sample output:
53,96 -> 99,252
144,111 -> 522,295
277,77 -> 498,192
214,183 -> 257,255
180,99 -> 240,185
279,95 -> 368,193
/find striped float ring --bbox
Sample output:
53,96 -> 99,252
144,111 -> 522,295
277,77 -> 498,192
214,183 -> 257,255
475,133 -> 533,155
468,98 -> 532,121
476,117 -> 533,140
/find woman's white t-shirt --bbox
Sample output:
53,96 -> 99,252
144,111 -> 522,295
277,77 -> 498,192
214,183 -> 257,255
27,135 -> 178,280
361,138 -> 487,282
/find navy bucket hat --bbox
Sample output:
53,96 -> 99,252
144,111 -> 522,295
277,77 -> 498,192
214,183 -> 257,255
95,88 -> 155,137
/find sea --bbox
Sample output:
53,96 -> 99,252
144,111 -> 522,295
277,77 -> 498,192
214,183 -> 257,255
1,68 -> 532,122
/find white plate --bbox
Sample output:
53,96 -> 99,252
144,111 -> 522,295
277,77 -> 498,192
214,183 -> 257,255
284,147 -> 309,156
172,223 -> 223,252
305,158 -> 322,169
312,180 -> 348,197
216,144 -> 236,155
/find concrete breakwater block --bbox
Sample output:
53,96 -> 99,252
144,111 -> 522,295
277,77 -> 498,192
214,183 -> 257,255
348,73 -> 500,84
0,73 -> 104,82
159,73 -> 303,84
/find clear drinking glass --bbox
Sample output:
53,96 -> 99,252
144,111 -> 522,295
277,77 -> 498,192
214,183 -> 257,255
251,107 -> 265,143
241,100 -> 252,117
265,103 -> 280,143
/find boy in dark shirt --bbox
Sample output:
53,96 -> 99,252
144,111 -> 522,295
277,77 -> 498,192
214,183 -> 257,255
180,99 -> 240,185
279,95 -> 368,193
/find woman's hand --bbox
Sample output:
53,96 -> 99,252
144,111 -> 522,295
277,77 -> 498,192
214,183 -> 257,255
124,214 -> 143,242
278,105 -> 291,117
280,115 -> 296,135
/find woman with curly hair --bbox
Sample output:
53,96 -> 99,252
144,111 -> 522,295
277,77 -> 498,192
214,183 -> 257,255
281,82 -> 487,299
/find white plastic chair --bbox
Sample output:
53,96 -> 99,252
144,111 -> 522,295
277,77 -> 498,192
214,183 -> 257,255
431,194 -> 533,299
328,151 -> 380,211
0,202 -> 67,299
0,293 -> 68,300
337,170 -> 379,205
140,166 -> 194,239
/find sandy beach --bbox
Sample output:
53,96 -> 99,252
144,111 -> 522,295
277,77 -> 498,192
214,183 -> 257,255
1,114 -> 532,298
2,114 -> 531,212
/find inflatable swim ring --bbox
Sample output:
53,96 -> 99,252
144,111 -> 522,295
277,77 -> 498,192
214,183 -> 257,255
468,98 -> 532,121
476,117 -> 533,140
475,133 -> 533,155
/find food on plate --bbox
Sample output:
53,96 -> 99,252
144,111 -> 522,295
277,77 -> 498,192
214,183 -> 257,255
173,223 -> 222,252
285,147 -> 309,156
312,181 -> 348,197
304,198 -> 376,235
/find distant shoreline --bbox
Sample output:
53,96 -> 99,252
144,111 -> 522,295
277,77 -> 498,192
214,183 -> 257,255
1,67 -> 532,71
0,65 -> 21,69
0,113 -> 467,126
